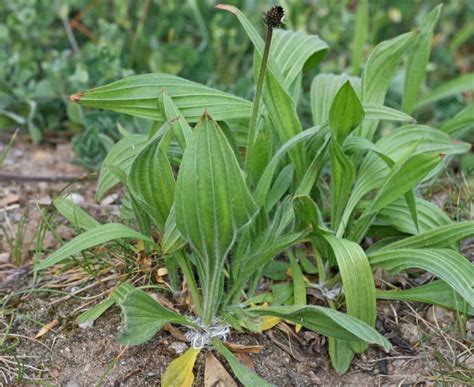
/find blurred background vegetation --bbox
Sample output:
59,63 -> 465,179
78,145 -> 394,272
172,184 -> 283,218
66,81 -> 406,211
0,0 -> 472,170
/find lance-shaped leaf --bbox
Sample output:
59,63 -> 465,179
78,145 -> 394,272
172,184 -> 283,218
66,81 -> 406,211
358,30 -> 417,139
403,5 -> 442,114
251,306 -> 391,350
162,348 -> 201,387
161,205 -> 186,254
363,104 -> 415,123
380,221 -> 474,250
311,73 -> 361,126
76,298 -> 115,325
351,0 -> 368,75
175,114 -> 258,319
96,134 -> 147,201
369,249 -> 474,307
349,151 -> 441,241
293,195 -> 330,234
270,29 -> 328,102
128,137 -> 175,232
440,105 -> 474,139
119,290 -> 194,345
54,197 -> 100,231
161,92 -> 193,150
211,338 -> 272,387
377,280 -> 474,316
70,73 -> 252,122
323,236 -> 376,353
329,338 -> 354,375
329,81 -> 365,143
289,252 -> 306,333
413,73 -> 474,112
330,140 -> 355,230
371,197 -> 451,235
35,224 -> 153,270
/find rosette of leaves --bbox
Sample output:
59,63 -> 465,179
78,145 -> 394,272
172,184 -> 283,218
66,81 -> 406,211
37,3 -> 473,384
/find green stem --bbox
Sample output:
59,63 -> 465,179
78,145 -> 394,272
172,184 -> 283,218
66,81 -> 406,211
176,251 -> 202,316
245,26 -> 273,169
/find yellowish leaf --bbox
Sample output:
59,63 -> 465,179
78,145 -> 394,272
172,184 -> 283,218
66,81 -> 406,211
260,316 -> 281,331
161,347 -> 200,387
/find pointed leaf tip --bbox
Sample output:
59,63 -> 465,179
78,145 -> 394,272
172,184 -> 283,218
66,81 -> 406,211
215,4 -> 238,14
69,92 -> 84,103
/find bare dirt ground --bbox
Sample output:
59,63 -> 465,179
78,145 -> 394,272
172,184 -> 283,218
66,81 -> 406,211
1,139 -> 473,386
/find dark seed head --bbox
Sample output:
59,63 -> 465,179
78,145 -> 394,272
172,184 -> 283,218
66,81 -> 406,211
264,5 -> 285,28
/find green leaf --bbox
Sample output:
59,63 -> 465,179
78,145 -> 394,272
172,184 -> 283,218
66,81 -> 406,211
162,348 -> 201,387
311,74 -> 361,126
351,0 -> 368,75
402,5 -> 442,114
350,151 -> 441,241
329,81 -> 365,143
289,252 -> 306,332
111,282 -> 136,304
369,249 -> 474,307
413,73 -> 474,112
254,126 -> 321,207
270,29 -> 328,102
380,221 -> 474,250
363,104 -> 415,123
359,30 -> 417,139
54,197 -> 100,231
362,31 -> 418,104
118,290 -> 192,345
323,236 -> 376,353
161,92 -> 193,149
175,115 -> 258,321
328,338 -> 354,374
76,298 -> 115,324
211,338 -> 272,387
376,280 -> 474,316
128,136 -> 175,232
161,205 -> 186,254
251,306 -> 391,350
330,140 -> 355,230
367,152 -> 441,214
293,195 -> 330,234
35,224 -> 152,270
265,164 -> 293,213
71,73 -> 252,122
373,197 -> 451,235
440,105 -> 474,139
96,134 -> 147,201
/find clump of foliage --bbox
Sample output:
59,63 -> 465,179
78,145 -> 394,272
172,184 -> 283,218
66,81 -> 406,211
36,3 -> 473,383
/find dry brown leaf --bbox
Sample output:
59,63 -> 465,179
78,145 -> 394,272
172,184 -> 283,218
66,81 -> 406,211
235,353 -> 255,371
224,342 -> 263,353
204,352 -> 237,387
34,319 -> 59,339
164,324 -> 187,342
157,267 -> 168,276
149,293 -> 178,312
0,193 -> 20,207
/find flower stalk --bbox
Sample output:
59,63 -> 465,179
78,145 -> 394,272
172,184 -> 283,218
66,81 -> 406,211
246,6 -> 286,169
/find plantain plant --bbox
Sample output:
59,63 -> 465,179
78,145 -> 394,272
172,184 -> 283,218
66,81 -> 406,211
36,4 -> 473,383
